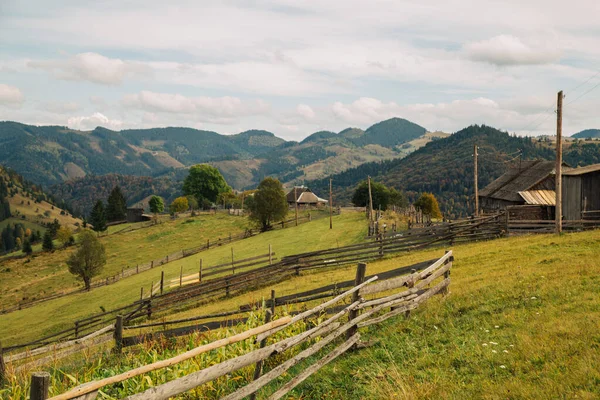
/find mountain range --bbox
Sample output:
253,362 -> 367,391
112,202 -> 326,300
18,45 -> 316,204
572,129 -> 600,139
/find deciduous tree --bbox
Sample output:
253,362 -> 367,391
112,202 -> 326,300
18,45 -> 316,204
170,196 -> 189,214
66,230 -> 106,291
248,178 -> 288,231
57,226 -> 73,247
182,164 -> 231,205
414,193 -> 443,219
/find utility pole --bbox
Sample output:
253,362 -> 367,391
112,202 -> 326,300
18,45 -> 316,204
555,90 -> 563,234
329,178 -> 333,229
294,186 -> 298,226
474,144 -> 479,216
367,176 -> 374,222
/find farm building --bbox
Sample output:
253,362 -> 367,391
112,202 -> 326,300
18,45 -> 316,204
562,164 -> 600,220
126,207 -> 152,222
478,160 -> 558,215
479,160 -> 600,221
286,186 -> 328,207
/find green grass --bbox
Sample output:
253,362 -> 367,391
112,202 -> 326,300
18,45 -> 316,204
2,228 -> 600,399
0,213 -> 250,310
0,212 -> 367,346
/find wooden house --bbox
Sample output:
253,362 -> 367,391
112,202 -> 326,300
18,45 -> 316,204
478,160 -> 557,216
126,207 -> 152,222
286,186 -> 328,208
562,164 -> 600,220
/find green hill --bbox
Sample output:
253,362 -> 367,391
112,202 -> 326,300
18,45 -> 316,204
572,128 -> 600,139
307,125 -> 600,218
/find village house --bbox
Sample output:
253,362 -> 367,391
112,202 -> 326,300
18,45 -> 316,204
286,186 -> 328,208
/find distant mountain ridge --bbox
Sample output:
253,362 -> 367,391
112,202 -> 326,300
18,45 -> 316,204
572,129 -> 600,139
0,118 -> 432,190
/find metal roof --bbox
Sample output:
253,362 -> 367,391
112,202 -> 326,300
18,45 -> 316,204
479,160 -> 556,202
562,163 -> 600,176
518,190 -> 555,206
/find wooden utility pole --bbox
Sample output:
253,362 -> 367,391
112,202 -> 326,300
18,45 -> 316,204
294,187 -> 298,226
555,90 -> 563,234
329,178 -> 333,229
367,176 -> 374,222
474,144 -> 479,216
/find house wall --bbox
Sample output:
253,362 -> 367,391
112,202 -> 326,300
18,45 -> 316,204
562,176 -> 582,221
479,197 -> 521,213
507,205 -> 554,220
582,171 -> 600,212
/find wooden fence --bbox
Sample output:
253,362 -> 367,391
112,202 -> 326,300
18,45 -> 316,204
23,251 -> 453,400
3,214 -> 500,353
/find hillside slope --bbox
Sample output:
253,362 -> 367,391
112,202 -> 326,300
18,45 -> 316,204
572,128 -> 600,139
308,125 -> 600,217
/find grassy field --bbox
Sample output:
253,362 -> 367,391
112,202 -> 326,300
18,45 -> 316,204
1,227 -> 599,398
0,211 -> 367,345
0,212 -> 250,309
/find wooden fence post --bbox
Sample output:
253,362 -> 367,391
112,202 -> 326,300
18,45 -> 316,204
225,278 -> 230,297
74,321 -> 79,339
347,263 -> 366,341
140,287 -> 144,300
0,340 -> 6,386
29,372 -> 50,400
114,315 -> 123,354
443,250 -> 451,295
199,259 -> 203,283
207,239 -> 210,249
150,281 -> 154,298
146,300 -> 152,318
160,271 -> 164,295
249,290 -> 276,400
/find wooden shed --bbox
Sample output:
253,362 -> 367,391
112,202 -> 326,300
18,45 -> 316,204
478,160 -> 557,213
561,164 -> 600,220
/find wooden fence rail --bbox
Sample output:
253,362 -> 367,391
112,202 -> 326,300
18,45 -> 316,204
31,251 -> 452,400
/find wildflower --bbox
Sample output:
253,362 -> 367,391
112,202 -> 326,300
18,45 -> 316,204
500,365 -> 506,369
482,343 -> 488,346
494,325 -> 499,328
490,342 -> 498,345
492,350 -> 497,353
434,325 -> 438,330
509,345 -> 514,347
485,329 -> 490,333
503,350 -> 509,353
531,296 -> 537,300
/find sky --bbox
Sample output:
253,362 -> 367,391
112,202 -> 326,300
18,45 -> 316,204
0,0 -> 599,140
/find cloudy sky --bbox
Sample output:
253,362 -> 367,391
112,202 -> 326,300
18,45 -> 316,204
1,0 -> 599,140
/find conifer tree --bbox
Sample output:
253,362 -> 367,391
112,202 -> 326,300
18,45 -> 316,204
22,239 -> 33,255
89,200 -> 107,232
106,186 -> 127,222
42,230 -> 54,252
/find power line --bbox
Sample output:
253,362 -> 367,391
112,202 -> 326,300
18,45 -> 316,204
565,80 -> 600,106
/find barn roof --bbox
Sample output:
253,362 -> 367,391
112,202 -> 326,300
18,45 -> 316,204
479,160 -> 557,202
562,163 -> 600,176
518,190 -> 555,206
286,186 -> 327,204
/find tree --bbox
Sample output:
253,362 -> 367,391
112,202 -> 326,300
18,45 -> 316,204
248,178 -> 288,231
106,186 -> 127,222
414,193 -> 443,219
42,230 -> 54,252
47,218 -> 61,238
57,226 -> 73,247
66,230 -> 107,291
182,164 -> 231,205
170,196 -> 189,214
22,239 -> 33,255
352,180 -> 392,210
89,200 -> 107,232
389,188 -> 409,209
186,195 -> 199,211
149,195 -> 164,214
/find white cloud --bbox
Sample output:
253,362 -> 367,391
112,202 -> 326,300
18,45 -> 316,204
67,112 -> 123,131
28,52 -> 149,85
464,35 -> 561,66
0,84 -> 24,107
122,91 -> 270,124
296,104 -> 315,120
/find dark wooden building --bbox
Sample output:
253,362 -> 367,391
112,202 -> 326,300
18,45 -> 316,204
126,207 -> 151,222
562,164 -> 600,220
478,160 -> 557,213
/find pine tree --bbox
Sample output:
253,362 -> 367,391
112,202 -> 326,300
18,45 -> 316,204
42,231 -> 54,252
22,238 -> 33,255
106,186 -> 127,222
89,200 -> 107,232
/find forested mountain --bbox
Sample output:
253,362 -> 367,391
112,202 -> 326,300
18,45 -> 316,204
308,125 -> 600,218
572,129 -> 600,139
0,118 -> 432,190
48,171 -> 186,216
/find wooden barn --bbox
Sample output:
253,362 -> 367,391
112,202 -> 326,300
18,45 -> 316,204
478,160 -> 557,215
562,164 -> 600,220
286,186 -> 328,208
126,207 -> 152,222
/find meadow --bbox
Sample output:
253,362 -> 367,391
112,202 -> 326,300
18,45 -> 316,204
3,227 -> 599,399
0,211 -> 367,346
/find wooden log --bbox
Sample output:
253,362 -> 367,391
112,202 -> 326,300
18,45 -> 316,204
30,372 -> 50,400
160,271 -> 164,295
6,325 -> 115,363
48,317 -> 291,400
248,290 -> 275,400
0,341 -> 5,385
114,316 -> 123,354
255,276 -> 377,342
268,334 -> 360,400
